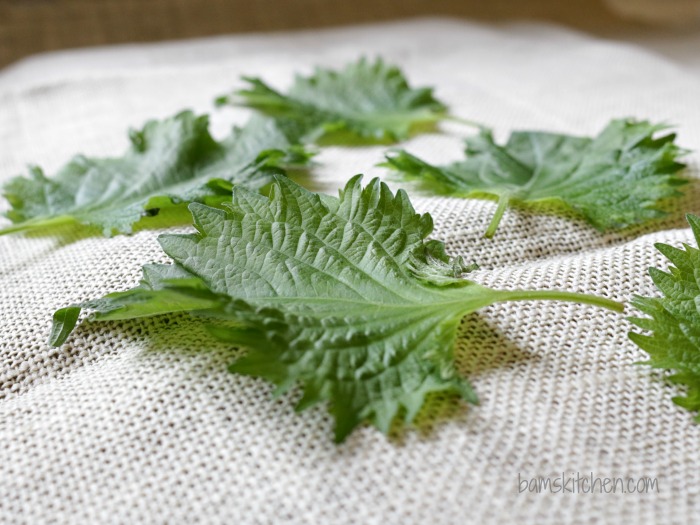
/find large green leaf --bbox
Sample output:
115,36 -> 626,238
630,214 -> 700,416
50,176 -> 622,442
1,112 -> 312,236
217,58 -> 447,144
385,119 -> 686,238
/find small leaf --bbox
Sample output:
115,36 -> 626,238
217,57 -> 447,144
1,112 -> 313,236
385,119 -> 687,237
48,307 -> 82,347
629,214 -> 700,416
51,176 -> 622,441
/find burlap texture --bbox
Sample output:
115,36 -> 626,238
1,19 -> 699,524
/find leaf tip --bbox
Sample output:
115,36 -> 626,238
48,306 -> 82,347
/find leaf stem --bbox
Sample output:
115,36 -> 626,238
0,215 -> 76,236
499,289 -> 624,313
445,115 -> 489,131
484,194 -> 510,239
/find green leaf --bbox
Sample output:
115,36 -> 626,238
629,214 -> 700,417
385,119 -> 687,238
1,112 -> 313,236
217,57 -> 447,144
47,263 -> 224,348
50,176 -> 622,442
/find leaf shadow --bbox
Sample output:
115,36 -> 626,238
314,131 -> 394,148
388,312 -> 535,443
0,222 -> 100,277
140,314 -> 246,369
52,309 -> 536,446
12,221 -> 101,241
389,167 -> 700,265
139,310 -> 538,445
54,312 -> 242,375
649,175 -> 700,229
310,121 -> 442,148
125,310 -> 535,446
520,174 -> 700,238
0,204 -> 196,256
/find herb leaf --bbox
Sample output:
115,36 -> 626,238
50,176 -> 622,441
630,214 -> 700,416
1,112 -> 312,236
385,119 -> 687,238
217,58 -> 447,144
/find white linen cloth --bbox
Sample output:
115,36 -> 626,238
1,18 -> 699,524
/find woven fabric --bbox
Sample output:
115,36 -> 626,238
1,19 -> 699,524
